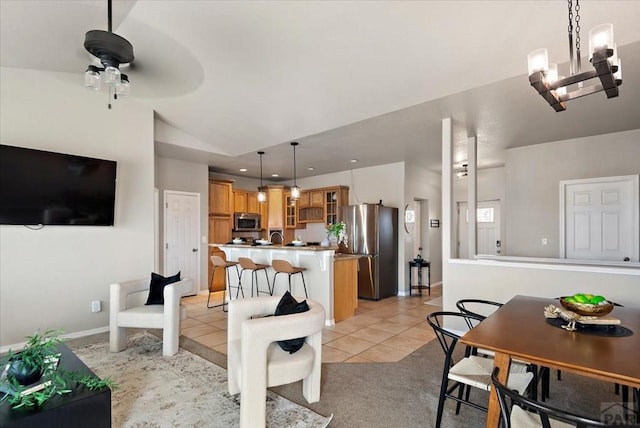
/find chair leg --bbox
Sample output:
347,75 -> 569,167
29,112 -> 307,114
300,272 -> 308,298
263,269 -> 272,295
235,266 -> 244,298
455,383 -> 465,415
207,265 -> 218,309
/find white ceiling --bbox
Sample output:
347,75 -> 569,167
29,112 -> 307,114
2,1 -> 639,180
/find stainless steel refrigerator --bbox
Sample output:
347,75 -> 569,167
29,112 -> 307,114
340,204 -> 398,300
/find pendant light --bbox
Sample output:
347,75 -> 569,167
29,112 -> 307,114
527,0 -> 622,112
290,142 -> 301,200
257,151 -> 266,203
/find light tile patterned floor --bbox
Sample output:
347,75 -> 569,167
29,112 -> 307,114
181,286 -> 442,363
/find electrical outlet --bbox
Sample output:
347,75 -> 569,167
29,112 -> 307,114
541,238 -> 548,245
91,300 -> 101,313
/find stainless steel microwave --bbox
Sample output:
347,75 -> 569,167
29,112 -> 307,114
234,212 -> 261,231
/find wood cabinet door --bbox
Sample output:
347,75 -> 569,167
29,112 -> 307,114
233,190 -> 247,213
310,190 -> 324,206
298,191 -> 311,207
246,192 -> 260,214
267,187 -> 284,229
209,215 -> 232,245
209,180 -> 232,215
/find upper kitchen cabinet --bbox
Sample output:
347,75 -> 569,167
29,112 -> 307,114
298,186 -> 349,225
233,190 -> 260,214
298,189 -> 324,208
266,185 -> 284,229
209,179 -> 233,216
325,186 -> 349,226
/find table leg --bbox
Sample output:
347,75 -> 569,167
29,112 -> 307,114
417,267 -> 423,295
409,265 -> 413,296
486,352 -> 511,428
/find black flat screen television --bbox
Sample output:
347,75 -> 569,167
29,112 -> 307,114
0,144 -> 117,226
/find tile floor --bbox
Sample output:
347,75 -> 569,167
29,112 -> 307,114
180,286 -> 442,363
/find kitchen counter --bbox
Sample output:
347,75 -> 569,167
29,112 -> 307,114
212,244 -> 346,325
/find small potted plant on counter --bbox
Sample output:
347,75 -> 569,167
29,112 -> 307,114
0,329 -> 117,409
323,221 -> 348,251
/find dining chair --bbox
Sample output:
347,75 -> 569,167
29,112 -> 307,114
426,311 -> 534,428
456,298 -> 547,401
491,367 -> 614,428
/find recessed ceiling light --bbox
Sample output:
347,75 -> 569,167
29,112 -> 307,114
239,168 -> 247,172
307,167 -> 315,171
271,174 -> 279,177
349,159 -> 358,163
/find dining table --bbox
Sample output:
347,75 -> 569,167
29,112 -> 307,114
460,295 -> 640,428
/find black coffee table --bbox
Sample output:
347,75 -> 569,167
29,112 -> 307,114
0,343 -> 111,428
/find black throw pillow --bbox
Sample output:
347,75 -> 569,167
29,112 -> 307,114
274,291 -> 310,354
145,271 -> 181,305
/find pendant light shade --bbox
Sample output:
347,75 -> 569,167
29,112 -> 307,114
290,142 -> 301,200
257,151 -> 266,203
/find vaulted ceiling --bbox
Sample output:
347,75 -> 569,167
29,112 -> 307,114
2,1 -> 639,180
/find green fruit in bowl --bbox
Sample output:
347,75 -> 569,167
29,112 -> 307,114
590,295 -> 607,304
573,294 -> 589,303
564,296 -> 577,303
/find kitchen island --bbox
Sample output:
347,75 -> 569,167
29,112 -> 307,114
213,244 -> 358,325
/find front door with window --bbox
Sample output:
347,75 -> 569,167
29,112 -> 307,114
458,200 -> 502,258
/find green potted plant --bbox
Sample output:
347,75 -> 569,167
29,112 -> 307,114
1,329 -> 117,409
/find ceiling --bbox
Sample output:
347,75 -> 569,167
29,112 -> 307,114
2,1 -> 639,181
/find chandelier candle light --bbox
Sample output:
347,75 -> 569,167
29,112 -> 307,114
527,0 -> 622,112
84,0 -> 134,109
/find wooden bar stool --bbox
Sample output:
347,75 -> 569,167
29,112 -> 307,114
272,259 -> 308,298
237,257 -> 271,297
208,255 -> 241,311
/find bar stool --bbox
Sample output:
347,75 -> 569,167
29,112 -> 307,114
208,255 -> 241,311
237,257 -> 271,297
272,259 -> 308,298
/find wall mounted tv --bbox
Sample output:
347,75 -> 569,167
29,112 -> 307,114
0,145 -> 117,226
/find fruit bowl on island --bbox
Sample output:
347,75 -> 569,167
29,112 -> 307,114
560,294 -> 614,317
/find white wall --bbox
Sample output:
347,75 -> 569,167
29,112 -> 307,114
506,129 -> 640,257
405,164 -> 442,288
1,67 -> 155,346
155,156 -> 209,292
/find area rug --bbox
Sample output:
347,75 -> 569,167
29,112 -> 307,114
72,332 -> 333,427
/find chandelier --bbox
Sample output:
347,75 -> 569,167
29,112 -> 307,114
83,0 -> 134,109
527,0 -> 622,112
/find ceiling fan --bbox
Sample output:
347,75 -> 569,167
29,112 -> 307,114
83,0 -> 134,109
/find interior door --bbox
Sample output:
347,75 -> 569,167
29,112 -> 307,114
164,191 -> 200,295
561,175 -> 639,261
458,200 -> 502,258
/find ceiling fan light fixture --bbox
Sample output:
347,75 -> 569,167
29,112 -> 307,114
84,65 -> 102,90
83,0 -> 135,108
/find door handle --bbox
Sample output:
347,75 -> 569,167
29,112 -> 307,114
192,248 -> 198,252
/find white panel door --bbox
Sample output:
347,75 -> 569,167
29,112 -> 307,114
562,175 -> 639,262
458,200 -> 502,258
164,191 -> 200,295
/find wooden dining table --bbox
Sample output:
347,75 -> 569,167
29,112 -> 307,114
460,295 -> 640,428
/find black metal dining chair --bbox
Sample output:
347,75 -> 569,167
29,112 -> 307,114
456,298 -> 548,401
491,367 -> 615,428
426,311 -> 534,428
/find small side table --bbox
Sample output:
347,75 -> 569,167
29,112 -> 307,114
409,259 -> 430,296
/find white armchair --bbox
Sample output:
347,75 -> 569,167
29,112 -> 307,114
227,296 -> 325,428
109,277 -> 194,357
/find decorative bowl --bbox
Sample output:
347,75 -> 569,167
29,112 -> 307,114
256,239 -> 271,245
291,241 -> 305,246
232,239 -> 243,244
559,297 -> 614,317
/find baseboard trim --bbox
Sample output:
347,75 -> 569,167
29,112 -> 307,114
0,326 -> 109,354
